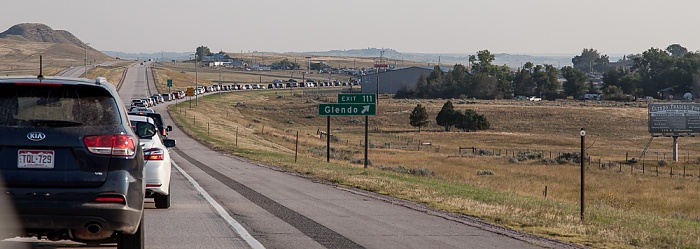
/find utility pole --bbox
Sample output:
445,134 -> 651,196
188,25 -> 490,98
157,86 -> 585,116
84,43 -> 90,77
195,53 -> 198,107
219,58 -> 222,98
306,56 -> 311,74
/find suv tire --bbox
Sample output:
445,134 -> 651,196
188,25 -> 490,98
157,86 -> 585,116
154,186 -> 171,209
117,213 -> 144,249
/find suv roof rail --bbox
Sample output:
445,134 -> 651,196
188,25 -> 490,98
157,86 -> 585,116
95,77 -> 108,84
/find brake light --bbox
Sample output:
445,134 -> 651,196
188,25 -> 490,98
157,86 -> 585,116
83,135 -> 136,156
144,148 -> 164,160
95,196 -> 126,204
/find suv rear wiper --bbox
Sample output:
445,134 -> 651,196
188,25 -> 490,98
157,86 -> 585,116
28,119 -> 83,127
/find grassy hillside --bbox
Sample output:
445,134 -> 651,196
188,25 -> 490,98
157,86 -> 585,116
0,23 -> 115,76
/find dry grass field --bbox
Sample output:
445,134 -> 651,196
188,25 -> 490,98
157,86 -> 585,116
154,66 -> 700,248
155,66 -> 700,248
84,62 -> 132,86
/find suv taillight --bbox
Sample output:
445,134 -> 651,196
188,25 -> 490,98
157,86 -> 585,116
95,195 -> 126,204
144,148 -> 164,160
83,135 -> 136,156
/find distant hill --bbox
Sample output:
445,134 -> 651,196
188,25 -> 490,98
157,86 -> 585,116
0,23 -> 113,69
101,51 -> 194,61
0,23 -> 87,48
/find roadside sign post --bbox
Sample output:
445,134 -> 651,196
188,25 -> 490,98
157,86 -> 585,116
319,94 -> 376,168
327,116 -> 330,162
648,103 -> 700,162
364,116 -> 368,168
167,79 -> 172,95
186,87 -> 194,109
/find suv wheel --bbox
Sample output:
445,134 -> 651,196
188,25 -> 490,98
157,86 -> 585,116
117,213 -> 144,249
154,186 -> 170,209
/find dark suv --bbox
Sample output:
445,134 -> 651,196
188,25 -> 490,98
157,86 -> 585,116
0,76 -> 146,248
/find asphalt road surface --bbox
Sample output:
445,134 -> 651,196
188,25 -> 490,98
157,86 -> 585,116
1,62 -> 577,249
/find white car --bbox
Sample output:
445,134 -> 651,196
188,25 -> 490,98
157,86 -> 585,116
129,115 -> 176,209
129,107 -> 155,113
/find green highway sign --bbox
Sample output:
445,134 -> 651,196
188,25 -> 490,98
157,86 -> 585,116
319,103 -> 376,116
338,93 -> 376,104
167,79 -> 173,87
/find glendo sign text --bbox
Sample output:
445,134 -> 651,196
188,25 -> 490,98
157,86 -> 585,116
318,103 -> 376,116
648,103 -> 700,134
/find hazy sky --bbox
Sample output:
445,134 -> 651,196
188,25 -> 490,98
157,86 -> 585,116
3,0 -> 700,55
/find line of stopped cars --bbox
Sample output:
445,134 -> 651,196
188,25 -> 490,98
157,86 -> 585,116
0,75 -> 176,249
183,78 -> 361,95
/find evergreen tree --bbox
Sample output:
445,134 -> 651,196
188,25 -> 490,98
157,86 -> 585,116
561,66 -> 589,98
409,104 -> 429,132
436,100 -> 458,131
456,109 -> 490,132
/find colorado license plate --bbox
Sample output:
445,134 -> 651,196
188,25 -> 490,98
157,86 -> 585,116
18,149 -> 55,169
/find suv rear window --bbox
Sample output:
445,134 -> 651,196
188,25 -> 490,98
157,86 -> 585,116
0,84 -> 120,127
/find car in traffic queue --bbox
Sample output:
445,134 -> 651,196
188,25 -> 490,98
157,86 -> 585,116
129,111 -> 171,138
128,115 -> 175,209
128,107 -> 155,113
0,76 -> 146,248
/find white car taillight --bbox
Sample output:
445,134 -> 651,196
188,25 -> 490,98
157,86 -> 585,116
144,148 -> 164,160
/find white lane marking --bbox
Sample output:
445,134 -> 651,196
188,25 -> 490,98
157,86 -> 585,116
172,160 -> 266,249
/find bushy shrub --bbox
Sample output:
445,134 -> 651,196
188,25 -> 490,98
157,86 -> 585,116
369,142 -> 392,149
556,152 -> 582,164
476,170 -> 494,176
516,151 -> 542,161
476,148 -> 493,156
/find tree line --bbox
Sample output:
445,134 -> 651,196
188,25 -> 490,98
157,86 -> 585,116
396,44 -> 700,100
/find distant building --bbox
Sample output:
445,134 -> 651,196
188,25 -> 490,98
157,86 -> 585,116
201,54 -> 229,62
360,66 -> 449,94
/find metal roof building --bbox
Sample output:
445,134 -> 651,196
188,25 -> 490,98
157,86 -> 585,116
360,66 -> 449,94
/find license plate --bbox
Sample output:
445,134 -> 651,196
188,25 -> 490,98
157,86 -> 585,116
18,149 -> 55,169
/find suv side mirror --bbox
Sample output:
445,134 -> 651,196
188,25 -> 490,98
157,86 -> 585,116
163,138 -> 176,148
166,126 -> 172,132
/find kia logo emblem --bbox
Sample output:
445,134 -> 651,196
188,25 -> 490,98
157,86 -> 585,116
27,132 -> 46,141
